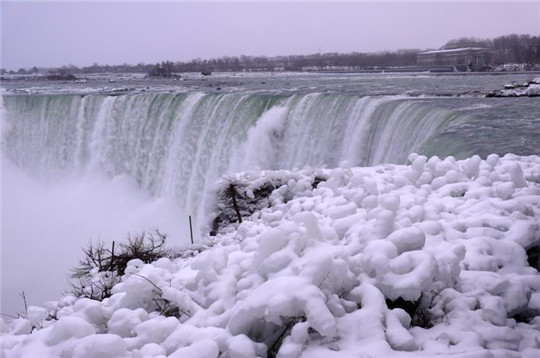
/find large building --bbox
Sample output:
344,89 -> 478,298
417,48 -> 496,70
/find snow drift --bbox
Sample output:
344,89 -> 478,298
2,153 -> 540,357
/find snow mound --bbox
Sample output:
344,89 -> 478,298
2,154 -> 540,357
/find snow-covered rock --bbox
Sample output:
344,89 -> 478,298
2,154 -> 540,357
486,78 -> 540,97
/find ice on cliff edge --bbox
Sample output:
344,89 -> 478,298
2,153 -> 540,357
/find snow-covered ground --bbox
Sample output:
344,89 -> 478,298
2,154 -> 540,357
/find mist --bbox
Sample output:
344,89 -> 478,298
1,157 -> 189,316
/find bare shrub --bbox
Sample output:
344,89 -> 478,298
70,229 -> 170,300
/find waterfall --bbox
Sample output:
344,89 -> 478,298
1,92 -> 468,228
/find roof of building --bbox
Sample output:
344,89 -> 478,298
419,47 -> 489,55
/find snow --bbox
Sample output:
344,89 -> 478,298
2,153 -> 540,357
524,83 -> 540,96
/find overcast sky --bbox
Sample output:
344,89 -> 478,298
1,1 -> 539,70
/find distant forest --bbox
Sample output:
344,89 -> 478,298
3,33 -> 539,76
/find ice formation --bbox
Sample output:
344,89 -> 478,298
2,154 -> 540,357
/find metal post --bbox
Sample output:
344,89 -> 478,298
189,215 -> 194,245
110,241 -> 115,271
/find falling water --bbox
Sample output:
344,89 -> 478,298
2,92 -> 469,228
0,90 -> 483,314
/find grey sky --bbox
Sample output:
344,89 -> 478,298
1,1 -> 539,70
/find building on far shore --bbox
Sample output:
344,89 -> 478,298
417,47 -> 498,71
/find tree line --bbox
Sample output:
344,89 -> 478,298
2,33 -> 538,76
442,34 -> 540,64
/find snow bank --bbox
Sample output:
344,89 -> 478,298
2,154 -> 540,357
